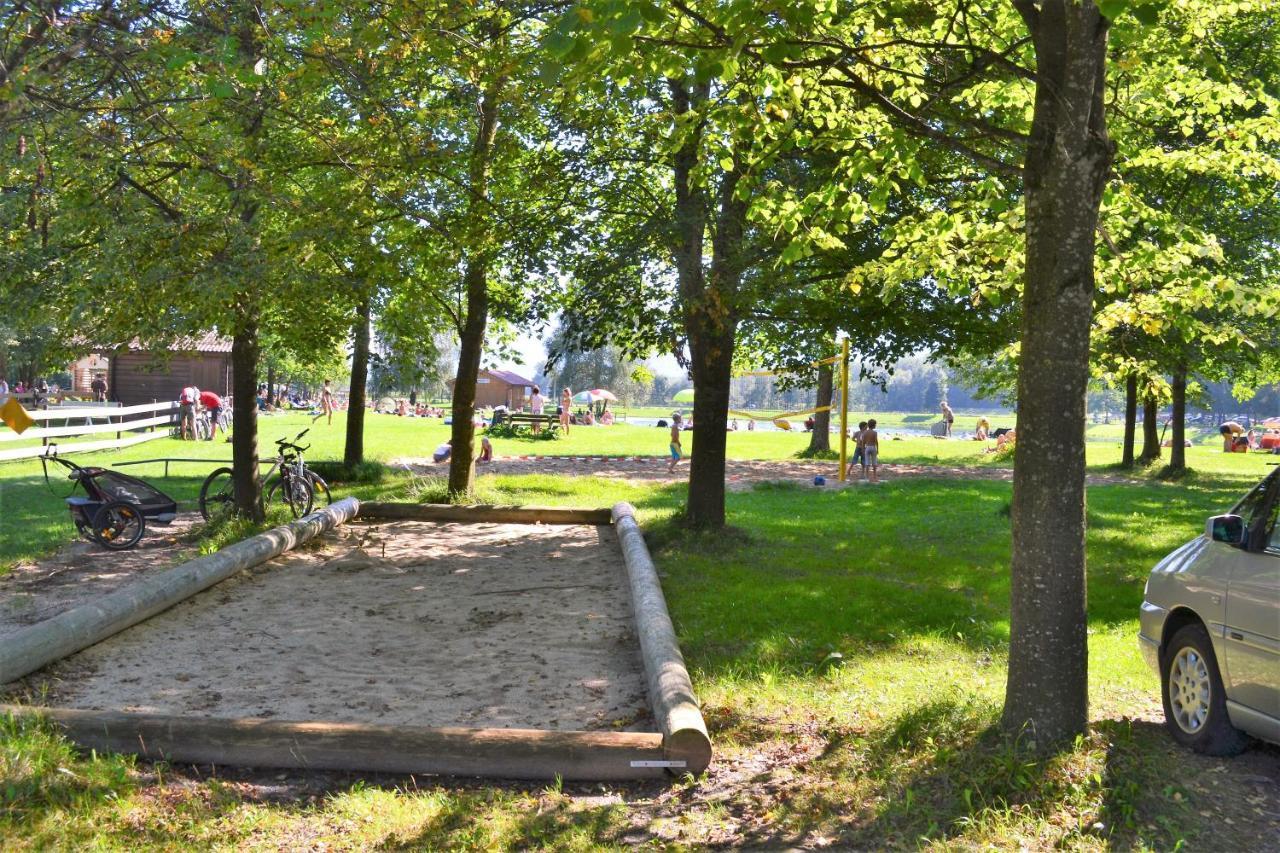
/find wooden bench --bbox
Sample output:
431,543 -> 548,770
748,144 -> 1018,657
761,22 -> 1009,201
500,413 -> 559,435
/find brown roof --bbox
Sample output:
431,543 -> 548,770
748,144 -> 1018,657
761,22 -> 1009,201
485,369 -> 534,386
94,332 -> 232,354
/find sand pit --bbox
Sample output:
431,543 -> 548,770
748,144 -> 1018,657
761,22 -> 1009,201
37,519 -> 652,732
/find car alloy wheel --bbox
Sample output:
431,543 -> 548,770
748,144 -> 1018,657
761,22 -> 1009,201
1168,645 -> 1212,734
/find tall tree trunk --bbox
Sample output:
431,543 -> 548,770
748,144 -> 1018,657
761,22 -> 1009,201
1139,396 -> 1161,461
686,323 -> 734,527
1121,374 -> 1137,467
231,318 -> 263,522
448,262 -> 488,496
808,360 -> 834,453
265,363 -> 274,406
1003,1 -> 1115,747
671,78 -> 746,529
1169,365 -> 1187,472
344,296 -> 371,469
446,79 -> 502,498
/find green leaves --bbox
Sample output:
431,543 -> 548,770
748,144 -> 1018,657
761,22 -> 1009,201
1100,0 -> 1169,24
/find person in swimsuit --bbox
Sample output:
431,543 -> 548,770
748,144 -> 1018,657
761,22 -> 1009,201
863,418 -> 880,483
668,413 -> 683,473
320,379 -> 335,425
559,388 -> 571,436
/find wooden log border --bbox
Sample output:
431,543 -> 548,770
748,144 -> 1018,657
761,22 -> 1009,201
0,706 -> 670,782
359,502 -> 611,525
611,502 -> 713,775
1,497 -> 712,780
0,498 -> 361,685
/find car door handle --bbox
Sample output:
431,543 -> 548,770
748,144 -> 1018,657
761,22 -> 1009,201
1230,632 -> 1244,641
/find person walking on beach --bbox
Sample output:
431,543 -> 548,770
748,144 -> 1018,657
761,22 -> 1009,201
863,418 -> 881,483
667,413 -> 683,473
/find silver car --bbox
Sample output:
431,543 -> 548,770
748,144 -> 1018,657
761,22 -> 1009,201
1140,469 -> 1280,755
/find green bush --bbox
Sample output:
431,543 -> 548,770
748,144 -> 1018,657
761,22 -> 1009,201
485,423 -> 559,440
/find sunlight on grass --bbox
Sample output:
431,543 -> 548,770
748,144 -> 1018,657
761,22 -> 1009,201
0,421 -> 1271,849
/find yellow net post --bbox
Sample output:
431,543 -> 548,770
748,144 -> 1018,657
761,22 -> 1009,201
838,338 -> 849,481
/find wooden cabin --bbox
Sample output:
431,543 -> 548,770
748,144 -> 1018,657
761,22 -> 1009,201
79,333 -> 234,406
449,369 -> 536,410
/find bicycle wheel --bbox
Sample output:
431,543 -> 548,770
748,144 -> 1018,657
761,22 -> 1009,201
194,416 -> 210,441
283,473 -> 314,518
308,472 -> 333,506
199,466 -> 237,522
92,501 -> 146,550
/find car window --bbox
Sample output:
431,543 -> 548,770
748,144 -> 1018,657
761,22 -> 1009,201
1232,470 -> 1279,525
1263,500 -> 1280,555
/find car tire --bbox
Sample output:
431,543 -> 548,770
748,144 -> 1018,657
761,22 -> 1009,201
1161,623 -> 1250,756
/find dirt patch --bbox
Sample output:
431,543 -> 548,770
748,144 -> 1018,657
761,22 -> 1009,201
395,456 -> 1136,490
0,512 -> 204,639
29,520 -> 652,731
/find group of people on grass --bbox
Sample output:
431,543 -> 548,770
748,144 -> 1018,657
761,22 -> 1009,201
0,377 -> 69,409
254,380 -> 337,424
1216,420 -> 1280,453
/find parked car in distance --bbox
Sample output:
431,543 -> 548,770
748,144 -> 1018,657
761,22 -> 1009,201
1139,468 -> 1280,755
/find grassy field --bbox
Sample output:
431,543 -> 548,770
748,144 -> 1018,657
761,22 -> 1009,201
2,413 -> 1276,848
3,410 -> 1274,571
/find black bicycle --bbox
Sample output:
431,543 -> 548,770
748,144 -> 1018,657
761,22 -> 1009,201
197,429 -> 329,522
41,446 -> 178,550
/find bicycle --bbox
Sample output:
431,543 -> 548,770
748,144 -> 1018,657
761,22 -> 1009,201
198,429 -> 327,522
265,430 -> 332,511
194,404 -> 233,441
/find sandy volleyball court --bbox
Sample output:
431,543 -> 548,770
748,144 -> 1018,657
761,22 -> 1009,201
30,519 -> 652,731
395,455 -> 1137,488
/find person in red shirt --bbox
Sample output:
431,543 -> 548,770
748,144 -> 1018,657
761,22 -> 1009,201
199,389 -> 225,441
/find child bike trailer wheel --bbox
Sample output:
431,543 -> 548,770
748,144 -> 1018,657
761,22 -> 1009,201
91,500 -> 146,550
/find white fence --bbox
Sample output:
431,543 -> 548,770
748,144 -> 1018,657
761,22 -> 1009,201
0,400 -> 178,462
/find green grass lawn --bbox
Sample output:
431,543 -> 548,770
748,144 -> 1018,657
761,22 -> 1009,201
3,427 -> 1276,848
3,410 -> 1272,571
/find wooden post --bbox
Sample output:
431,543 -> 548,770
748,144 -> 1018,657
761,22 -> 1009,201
611,502 -> 712,774
0,498 -> 359,685
359,502 -> 611,525
1,705 -> 670,781
838,337 -> 849,481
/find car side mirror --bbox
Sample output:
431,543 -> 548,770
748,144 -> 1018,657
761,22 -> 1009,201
1207,514 -> 1246,546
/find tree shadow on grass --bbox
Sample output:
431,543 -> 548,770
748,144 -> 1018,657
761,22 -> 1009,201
730,699 -> 1240,850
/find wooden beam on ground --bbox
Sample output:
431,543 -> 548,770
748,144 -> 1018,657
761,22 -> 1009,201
2,705 -> 671,781
612,502 -> 713,775
359,502 -> 611,525
0,498 -> 360,685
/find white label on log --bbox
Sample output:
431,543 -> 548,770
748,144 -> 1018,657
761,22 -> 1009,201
630,760 -> 687,768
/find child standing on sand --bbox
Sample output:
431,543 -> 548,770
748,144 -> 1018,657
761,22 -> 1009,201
847,420 -> 867,479
667,413 -> 683,473
863,418 -> 881,483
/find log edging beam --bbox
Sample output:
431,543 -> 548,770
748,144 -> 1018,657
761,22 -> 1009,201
0,498 -> 361,685
359,502 -> 611,525
611,502 -> 712,775
0,705 -> 669,781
